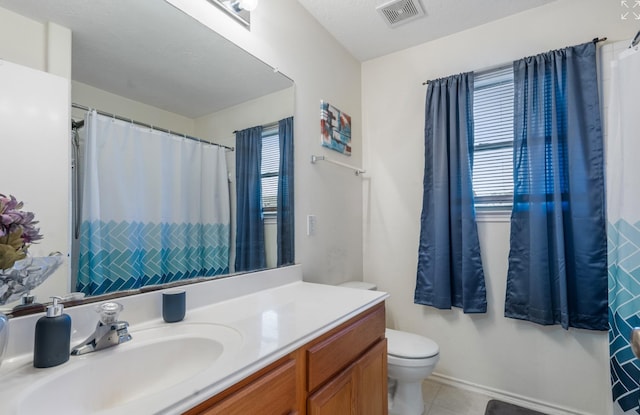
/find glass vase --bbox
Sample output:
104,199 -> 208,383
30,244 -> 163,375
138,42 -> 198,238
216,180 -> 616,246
0,254 -> 64,306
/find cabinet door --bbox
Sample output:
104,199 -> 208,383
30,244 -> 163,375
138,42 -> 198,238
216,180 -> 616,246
308,365 -> 356,415
308,339 -> 388,415
193,358 -> 298,415
355,339 -> 388,415
307,303 -> 385,392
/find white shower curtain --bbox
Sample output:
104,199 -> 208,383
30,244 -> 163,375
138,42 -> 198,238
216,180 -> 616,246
77,111 -> 230,295
608,44 -> 640,414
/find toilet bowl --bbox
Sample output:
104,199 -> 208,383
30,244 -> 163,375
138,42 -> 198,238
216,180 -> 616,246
338,281 -> 440,415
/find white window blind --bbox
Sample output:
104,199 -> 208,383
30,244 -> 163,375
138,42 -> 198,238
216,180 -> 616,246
472,66 -> 514,209
261,127 -> 279,212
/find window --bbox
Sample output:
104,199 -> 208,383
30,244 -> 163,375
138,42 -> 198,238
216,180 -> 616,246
261,126 -> 280,213
472,66 -> 514,209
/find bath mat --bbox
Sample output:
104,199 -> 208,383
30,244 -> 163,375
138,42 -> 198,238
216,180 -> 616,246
484,399 -> 547,415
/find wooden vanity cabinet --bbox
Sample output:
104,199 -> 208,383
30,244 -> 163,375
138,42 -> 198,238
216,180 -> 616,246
183,352 -> 303,415
306,303 -> 388,415
184,302 -> 387,415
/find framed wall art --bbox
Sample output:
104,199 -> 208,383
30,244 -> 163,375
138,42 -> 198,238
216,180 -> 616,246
320,100 -> 351,156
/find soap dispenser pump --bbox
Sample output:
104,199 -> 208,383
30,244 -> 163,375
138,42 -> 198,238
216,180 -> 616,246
33,296 -> 71,368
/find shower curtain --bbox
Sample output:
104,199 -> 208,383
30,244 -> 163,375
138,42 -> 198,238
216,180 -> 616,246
608,44 -> 640,414
77,111 -> 230,296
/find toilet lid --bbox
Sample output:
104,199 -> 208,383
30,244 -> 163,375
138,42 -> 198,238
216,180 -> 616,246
385,328 -> 439,359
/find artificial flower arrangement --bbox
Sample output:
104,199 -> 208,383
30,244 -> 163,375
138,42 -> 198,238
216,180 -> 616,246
0,194 -> 43,270
0,194 -> 62,305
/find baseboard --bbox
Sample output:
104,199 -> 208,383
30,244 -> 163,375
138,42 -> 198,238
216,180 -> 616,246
429,373 -> 593,415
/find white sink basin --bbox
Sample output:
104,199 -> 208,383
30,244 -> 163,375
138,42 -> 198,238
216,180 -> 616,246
12,323 -> 243,415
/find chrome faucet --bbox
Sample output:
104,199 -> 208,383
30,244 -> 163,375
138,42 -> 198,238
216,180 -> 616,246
71,302 -> 131,356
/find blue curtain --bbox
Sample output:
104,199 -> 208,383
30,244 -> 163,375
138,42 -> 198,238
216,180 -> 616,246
505,42 -> 607,330
235,126 -> 266,272
277,117 -> 295,266
414,73 -> 487,313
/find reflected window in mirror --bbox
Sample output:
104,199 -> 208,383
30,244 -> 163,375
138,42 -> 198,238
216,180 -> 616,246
261,125 -> 280,215
234,117 -> 294,273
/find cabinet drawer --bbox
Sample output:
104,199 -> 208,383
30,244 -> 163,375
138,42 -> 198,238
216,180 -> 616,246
307,303 -> 385,392
186,356 -> 298,415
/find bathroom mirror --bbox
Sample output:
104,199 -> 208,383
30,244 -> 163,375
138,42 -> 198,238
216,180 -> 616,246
0,0 -> 294,313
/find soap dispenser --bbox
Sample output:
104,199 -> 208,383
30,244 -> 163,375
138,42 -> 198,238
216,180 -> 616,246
33,296 -> 71,368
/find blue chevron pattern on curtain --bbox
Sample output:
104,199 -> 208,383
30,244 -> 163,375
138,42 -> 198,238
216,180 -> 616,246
77,221 -> 229,295
609,219 -> 640,413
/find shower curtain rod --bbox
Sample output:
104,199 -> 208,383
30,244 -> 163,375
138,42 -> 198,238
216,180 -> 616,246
232,120 -> 279,134
421,37 -> 608,85
71,103 -> 234,151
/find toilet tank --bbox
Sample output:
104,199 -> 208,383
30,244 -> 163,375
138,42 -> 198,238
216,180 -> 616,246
338,281 -> 377,290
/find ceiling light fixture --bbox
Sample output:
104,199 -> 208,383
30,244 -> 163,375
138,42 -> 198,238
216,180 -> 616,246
238,0 -> 258,11
206,0 -> 254,28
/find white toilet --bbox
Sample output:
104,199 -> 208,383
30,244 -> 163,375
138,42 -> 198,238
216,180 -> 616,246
338,281 -> 440,415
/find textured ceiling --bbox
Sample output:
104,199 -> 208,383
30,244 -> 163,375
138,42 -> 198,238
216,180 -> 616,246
296,0 -> 555,61
0,0 -> 556,117
0,0 -> 292,118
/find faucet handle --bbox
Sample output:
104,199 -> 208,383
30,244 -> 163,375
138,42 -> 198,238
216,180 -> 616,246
96,302 -> 124,324
113,321 -> 132,344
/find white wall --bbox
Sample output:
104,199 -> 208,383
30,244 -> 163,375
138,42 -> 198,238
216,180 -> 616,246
362,1 -> 638,414
0,7 -> 45,71
71,81 -> 196,134
0,12 -> 72,307
0,60 -> 70,306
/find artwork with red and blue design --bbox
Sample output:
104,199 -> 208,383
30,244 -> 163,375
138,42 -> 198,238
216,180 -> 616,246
320,100 -> 351,156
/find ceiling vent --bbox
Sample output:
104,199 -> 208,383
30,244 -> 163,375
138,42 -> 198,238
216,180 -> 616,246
376,0 -> 425,28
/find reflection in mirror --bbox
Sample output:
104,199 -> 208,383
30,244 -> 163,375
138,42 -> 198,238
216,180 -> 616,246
206,0 -> 255,28
0,0 -> 294,313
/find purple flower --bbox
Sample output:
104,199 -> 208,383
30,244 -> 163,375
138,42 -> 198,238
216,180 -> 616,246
0,194 -> 43,269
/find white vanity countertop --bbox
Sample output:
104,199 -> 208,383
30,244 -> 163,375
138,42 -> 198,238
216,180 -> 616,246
0,268 -> 388,415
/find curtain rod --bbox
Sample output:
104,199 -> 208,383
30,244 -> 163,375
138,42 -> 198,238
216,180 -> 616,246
421,37 -> 608,86
310,155 -> 366,176
71,103 -> 234,151
232,120 -> 279,135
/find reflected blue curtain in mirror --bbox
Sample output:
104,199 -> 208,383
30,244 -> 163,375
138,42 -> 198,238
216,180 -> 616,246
505,42 -> 607,330
277,117 -> 295,266
235,126 -> 266,272
414,72 -> 487,313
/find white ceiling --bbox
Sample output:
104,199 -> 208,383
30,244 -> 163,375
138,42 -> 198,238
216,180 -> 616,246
0,0 -> 556,118
296,0 -> 555,61
0,0 -> 293,119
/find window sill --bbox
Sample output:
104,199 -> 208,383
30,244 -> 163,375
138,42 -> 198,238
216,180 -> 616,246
476,209 -> 511,223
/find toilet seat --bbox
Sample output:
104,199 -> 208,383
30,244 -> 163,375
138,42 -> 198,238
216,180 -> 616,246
385,328 -> 439,359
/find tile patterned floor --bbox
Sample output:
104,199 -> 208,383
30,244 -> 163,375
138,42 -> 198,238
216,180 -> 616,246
421,379 -> 492,415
